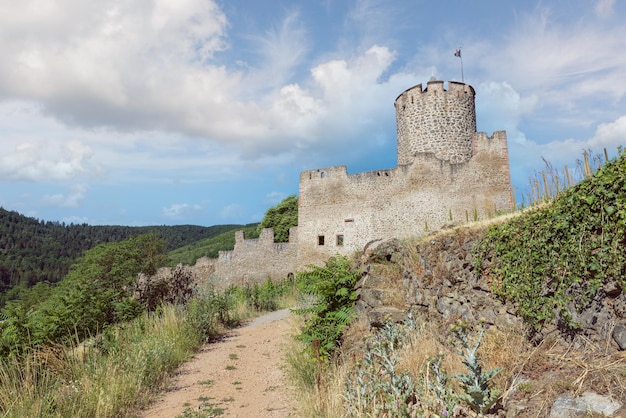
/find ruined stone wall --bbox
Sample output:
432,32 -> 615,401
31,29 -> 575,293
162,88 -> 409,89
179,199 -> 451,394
209,79 -> 512,279
295,80 -> 511,268
214,228 -> 297,286
395,80 -> 476,165
297,131 -> 512,268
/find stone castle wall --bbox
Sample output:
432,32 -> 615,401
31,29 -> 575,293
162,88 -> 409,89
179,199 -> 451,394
213,228 -> 297,286
210,79 -> 513,281
296,130 -> 511,267
395,80 -> 476,165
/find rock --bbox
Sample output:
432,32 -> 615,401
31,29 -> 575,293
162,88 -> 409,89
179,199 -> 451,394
505,400 -> 527,418
613,295 -> 626,318
361,274 -> 392,289
435,296 -> 471,321
604,281 -> 622,298
368,307 -> 406,328
550,392 -> 621,417
359,288 -> 400,308
612,322 -> 626,350
361,238 -> 403,264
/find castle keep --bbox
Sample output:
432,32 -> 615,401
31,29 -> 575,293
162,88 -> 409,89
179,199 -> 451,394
214,79 -> 513,281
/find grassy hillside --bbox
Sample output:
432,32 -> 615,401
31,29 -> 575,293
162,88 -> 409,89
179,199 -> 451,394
476,148 -> 626,331
167,223 -> 259,266
0,207 -> 255,305
288,149 -> 626,417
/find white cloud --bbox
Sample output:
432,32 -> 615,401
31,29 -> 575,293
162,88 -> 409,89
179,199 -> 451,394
219,203 -> 245,221
243,11 -> 309,91
595,0 -> 615,17
476,81 -> 538,140
42,184 -> 88,208
264,191 -> 287,205
479,6 -> 626,106
0,136 -> 95,182
589,115 -> 626,150
162,203 -> 203,220
507,113 -> 626,192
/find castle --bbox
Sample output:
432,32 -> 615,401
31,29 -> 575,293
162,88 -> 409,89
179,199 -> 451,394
213,79 -> 512,284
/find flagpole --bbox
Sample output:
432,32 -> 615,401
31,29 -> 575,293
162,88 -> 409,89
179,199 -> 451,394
454,47 -> 464,83
460,54 -> 464,83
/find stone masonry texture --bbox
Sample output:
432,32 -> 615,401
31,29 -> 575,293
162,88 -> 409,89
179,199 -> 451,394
212,80 -> 513,284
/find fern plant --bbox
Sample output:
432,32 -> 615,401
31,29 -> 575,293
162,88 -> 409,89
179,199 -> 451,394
294,255 -> 359,359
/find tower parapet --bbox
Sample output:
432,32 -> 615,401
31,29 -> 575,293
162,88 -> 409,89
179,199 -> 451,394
395,79 -> 476,165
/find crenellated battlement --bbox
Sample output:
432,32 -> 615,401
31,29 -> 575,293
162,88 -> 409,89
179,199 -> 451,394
300,166 -> 348,182
216,227 -> 298,285
296,79 -> 512,267
395,79 -> 476,165
214,79 -> 513,278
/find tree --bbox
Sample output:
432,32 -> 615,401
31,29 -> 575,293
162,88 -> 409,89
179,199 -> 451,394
257,195 -> 298,242
0,234 -> 167,353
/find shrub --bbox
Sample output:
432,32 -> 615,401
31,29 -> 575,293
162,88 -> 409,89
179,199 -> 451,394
134,264 -> 195,310
294,255 -> 359,359
343,317 -> 502,417
475,149 -> 626,331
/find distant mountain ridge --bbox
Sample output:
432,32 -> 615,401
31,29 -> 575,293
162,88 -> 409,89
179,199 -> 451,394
0,206 -> 255,304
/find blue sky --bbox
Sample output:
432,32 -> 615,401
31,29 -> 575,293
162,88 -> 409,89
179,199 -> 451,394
1,0 -> 625,226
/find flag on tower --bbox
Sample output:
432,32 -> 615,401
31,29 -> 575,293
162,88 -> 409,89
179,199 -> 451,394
454,48 -> 461,58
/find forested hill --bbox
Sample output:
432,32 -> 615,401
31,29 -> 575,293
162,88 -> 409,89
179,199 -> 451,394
0,206 -> 256,299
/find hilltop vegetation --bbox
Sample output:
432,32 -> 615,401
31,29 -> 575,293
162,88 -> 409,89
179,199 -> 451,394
476,147 -> 626,332
0,207 -> 255,306
167,223 -> 260,266
256,195 -> 298,242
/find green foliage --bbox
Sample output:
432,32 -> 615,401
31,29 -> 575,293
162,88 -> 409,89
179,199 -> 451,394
186,286 -> 239,341
0,287 -> 242,418
167,224 -> 259,265
344,317 -> 420,416
475,150 -> 626,331
294,255 -> 359,359
237,277 -> 294,312
257,195 -> 298,242
0,234 -> 168,354
0,206 -> 253,307
449,321 -> 502,415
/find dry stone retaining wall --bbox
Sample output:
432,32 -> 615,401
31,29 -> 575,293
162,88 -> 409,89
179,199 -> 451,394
355,231 -> 626,351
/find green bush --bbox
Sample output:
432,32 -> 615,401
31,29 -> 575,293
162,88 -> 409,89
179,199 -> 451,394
0,234 -> 167,354
294,255 -> 359,359
187,286 -> 239,341
475,149 -> 626,331
0,283 -> 250,417
257,195 -> 298,242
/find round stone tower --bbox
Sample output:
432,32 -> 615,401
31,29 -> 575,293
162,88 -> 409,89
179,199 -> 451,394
394,79 -> 476,165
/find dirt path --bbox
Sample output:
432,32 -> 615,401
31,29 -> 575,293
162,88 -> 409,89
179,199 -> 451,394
140,309 -> 298,417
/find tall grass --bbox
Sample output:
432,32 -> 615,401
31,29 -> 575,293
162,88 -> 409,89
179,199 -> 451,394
521,147 -> 619,207
0,302 -> 209,417
0,276 -> 295,418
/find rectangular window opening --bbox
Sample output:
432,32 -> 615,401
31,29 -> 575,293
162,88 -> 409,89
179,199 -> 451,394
336,235 -> 344,246
318,235 -> 325,246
